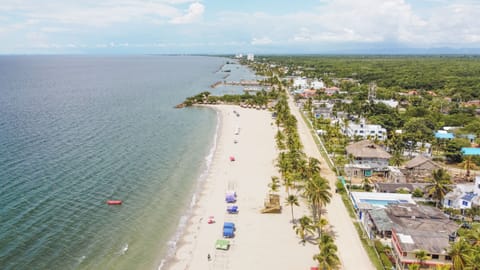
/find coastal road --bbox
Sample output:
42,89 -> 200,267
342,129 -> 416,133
288,96 -> 376,270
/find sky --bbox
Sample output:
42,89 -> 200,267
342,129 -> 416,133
1,0 -> 480,54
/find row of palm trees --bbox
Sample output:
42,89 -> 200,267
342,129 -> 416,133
271,92 -> 340,269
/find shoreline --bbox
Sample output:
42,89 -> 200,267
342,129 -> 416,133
161,104 -> 318,270
157,107 -> 222,270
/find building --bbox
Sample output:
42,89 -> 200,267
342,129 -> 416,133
401,155 -> 441,182
388,204 -> 458,269
324,86 -> 340,95
292,77 -> 308,89
311,79 -> 325,90
363,203 -> 458,269
343,118 -> 387,141
374,99 -> 399,108
246,53 -> 254,61
312,100 -> 334,119
443,176 -> 480,209
345,140 -> 391,181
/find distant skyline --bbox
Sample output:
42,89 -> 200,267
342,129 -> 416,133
1,0 -> 480,54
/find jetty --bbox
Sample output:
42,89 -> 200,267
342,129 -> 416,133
210,80 -> 267,88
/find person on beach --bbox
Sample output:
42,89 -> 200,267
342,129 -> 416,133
207,253 -> 211,261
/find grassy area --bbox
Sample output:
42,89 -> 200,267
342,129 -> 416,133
298,111 -> 336,170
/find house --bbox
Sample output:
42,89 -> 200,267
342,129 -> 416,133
443,176 -> 480,209
301,88 -> 317,98
385,205 -> 459,269
373,99 -> 399,108
401,155 -> 441,182
365,204 -> 458,269
324,86 -> 340,95
345,140 -> 391,181
311,79 -> 325,89
343,118 -> 387,141
312,101 -> 334,119
292,77 -> 308,89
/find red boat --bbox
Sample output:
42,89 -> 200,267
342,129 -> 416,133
107,200 -> 123,205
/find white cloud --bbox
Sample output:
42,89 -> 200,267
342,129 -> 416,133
169,2 -> 204,24
251,37 -> 272,45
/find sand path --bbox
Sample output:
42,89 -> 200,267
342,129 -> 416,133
287,96 -> 375,270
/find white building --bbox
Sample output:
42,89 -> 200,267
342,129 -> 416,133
292,77 -> 308,89
247,53 -> 254,61
443,176 -> 480,209
344,118 -> 387,141
311,79 -> 325,90
374,99 -> 399,108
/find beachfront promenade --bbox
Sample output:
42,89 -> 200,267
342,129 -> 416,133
287,95 -> 375,270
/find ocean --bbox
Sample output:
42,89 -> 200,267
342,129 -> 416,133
0,55 -> 256,270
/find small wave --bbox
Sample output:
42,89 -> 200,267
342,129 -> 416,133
156,110 -> 221,269
78,255 -> 86,263
118,243 -> 129,256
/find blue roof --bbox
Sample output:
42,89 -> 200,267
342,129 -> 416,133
462,147 -> 480,156
461,192 -> 477,202
435,132 -> 455,139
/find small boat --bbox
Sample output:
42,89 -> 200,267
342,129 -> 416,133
107,200 -> 123,205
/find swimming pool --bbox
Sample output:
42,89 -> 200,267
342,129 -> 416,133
360,199 -> 405,206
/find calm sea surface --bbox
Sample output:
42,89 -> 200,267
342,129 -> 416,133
0,55 -> 254,270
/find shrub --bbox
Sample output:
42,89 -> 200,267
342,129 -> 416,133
380,253 -> 393,269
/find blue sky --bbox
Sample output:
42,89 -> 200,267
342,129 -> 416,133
1,0 -> 480,54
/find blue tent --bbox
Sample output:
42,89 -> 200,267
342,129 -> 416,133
223,222 -> 236,238
223,222 -> 235,229
227,205 -> 238,214
223,227 -> 234,238
225,193 -> 236,203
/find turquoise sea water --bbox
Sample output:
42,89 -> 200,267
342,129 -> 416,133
0,55 -> 254,270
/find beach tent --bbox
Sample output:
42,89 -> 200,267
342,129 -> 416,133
227,205 -> 238,214
223,222 -> 235,230
215,239 -> 230,250
223,222 -> 235,238
225,191 -> 237,203
223,227 -> 234,238
229,156 -> 235,161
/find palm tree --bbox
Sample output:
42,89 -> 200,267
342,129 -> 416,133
435,265 -> 451,270
426,168 -> 452,208
268,176 -> 280,194
460,155 -> 478,179
275,130 -> 286,151
303,174 -> 331,236
390,151 -> 404,167
294,215 -> 315,244
408,264 -> 421,270
449,238 -> 473,270
467,247 -> 480,270
315,218 -> 330,237
361,177 -> 373,191
414,249 -> 431,267
285,194 -> 299,223
313,234 -> 340,270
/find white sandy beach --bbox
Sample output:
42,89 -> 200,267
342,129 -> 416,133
164,104 -> 319,270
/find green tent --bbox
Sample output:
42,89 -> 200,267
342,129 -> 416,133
215,239 -> 230,250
